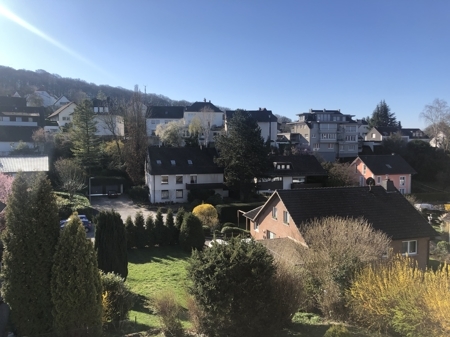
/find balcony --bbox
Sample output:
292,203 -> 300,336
185,183 -> 225,190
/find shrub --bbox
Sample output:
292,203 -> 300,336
154,208 -> 167,246
124,216 -> 136,250
434,241 -> 450,258
128,185 -> 149,202
221,226 -> 249,238
323,325 -> 351,337
145,214 -> 155,247
55,192 -> 92,219
186,295 -> 205,335
187,189 -> 215,203
348,255 -> 450,336
193,203 -> 219,229
179,213 -> 205,252
165,208 -> 177,245
299,217 -> 391,320
100,272 -> 134,323
175,207 -> 185,230
216,202 -> 264,223
153,291 -> 184,337
187,237 -> 277,337
134,212 -> 146,249
206,193 -> 223,206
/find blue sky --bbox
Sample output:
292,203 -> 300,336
1,0 -> 449,127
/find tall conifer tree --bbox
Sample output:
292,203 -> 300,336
51,215 -> 102,336
94,210 -> 128,279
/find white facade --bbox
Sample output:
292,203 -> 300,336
258,120 -> 278,143
146,118 -> 182,136
95,115 -> 125,137
48,102 -> 77,126
145,172 -> 227,203
53,96 -> 70,107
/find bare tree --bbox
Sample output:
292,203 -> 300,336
420,98 -> 450,148
96,98 -> 124,160
322,161 -> 358,187
123,88 -> 148,185
189,107 -> 215,147
54,158 -> 86,200
32,128 -> 54,154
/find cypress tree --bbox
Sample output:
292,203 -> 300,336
125,216 -> 136,249
51,215 -> 102,336
2,173 -> 60,336
179,213 -> 205,252
154,208 -> 165,246
94,210 -> 128,279
145,214 -> 155,248
175,207 -> 185,230
135,211 -> 146,249
165,208 -> 176,245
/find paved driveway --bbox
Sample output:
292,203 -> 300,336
90,194 -> 155,221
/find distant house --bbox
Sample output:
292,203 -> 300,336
0,156 -> 49,176
27,90 -> 56,107
365,127 -> 429,143
53,95 -> 70,107
351,154 -> 416,194
256,155 -> 327,193
47,102 -> 77,127
146,106 -> 185,139
145,147 -> 227,203
225,108 -> 278,144
241,183 -> 437,269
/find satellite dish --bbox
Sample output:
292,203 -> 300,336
366,177 -> 375,187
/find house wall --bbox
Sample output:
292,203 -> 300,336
250,197 -> 305,243
95,115 -> 124,136
353,158 -> 412,194
0,141 -> 34,156
184,111 -> 223,128
49,104 -> 76,126
146,118 -> 181,136
391,237 -> 430,270
0,119 -> 38,127
146,172 -> 226,203
258,121 -> 278,143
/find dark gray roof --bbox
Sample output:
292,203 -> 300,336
275,187 -> 436,240
401,128 -> 429,139
0,96 -> 27,107
225,110 -> 277,122
357,155 -> 416,175
186,102 -> 222,112
266,155 -> 327,177
373,126 -> 400,136
0,126 -> 39,142
243,206 -> 262,220
147,147 -> 223,175
146,106 -> 185,119
0,201 -> 5,213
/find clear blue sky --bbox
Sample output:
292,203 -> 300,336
1,0 -> 449,127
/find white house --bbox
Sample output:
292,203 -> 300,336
53,95 -> 70,108
47,102 -> 77,127
145,147 -> 227,203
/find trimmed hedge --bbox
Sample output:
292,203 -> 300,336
221,226 -> 250,238
54,192 -> 95,219
216,202 -> 264,224
128,185 -> 149,203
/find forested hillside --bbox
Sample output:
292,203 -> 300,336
0,65 -> 191,106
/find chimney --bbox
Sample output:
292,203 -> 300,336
381,179 -> 397,193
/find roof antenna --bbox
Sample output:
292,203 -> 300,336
366,177 -> 375,191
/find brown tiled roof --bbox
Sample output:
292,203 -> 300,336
273,187 -> 436,240
356,154 -> 416,175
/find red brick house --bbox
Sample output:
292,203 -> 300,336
242,181 -> 437,269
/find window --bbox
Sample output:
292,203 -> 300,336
340,145 -> 345,151
293,176 -> 305,183
345,135 -> 356,141
161,175 -> 168,184
161,190 -> 169,199
267,231 -> 276,239
328,143 -> 334,149
16,117 -> 22,122
399,188 -> 405,194
156,160 -> 162,165
312,133 -> 316,138
377,176 -> 381,184
190,175 -> 197,183
402,240 -> 417,255
176,175 -> 183,184
372,133 -> 376,138
272,207 -> 277,219
99,107 -> 104,113
346,126 -> 357,132
94,107 -> 99,113
283,211 -> 289,224
187,160 -> 193,165
305,134 -> 309,138
313,143 -> 320,150
171,160 -> 176,166
151,120 -> 156,124
321,133 -> 336,139
363,165 -> 366,174
254,221 -> 259,231
176,189 -> 183,198
348,145 -> 356,151
400,176 -> 405,186
28,117 -> 33,122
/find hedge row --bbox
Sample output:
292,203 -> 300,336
412,192 -> 450,203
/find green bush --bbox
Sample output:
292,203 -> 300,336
128,185 -> 149,202
202,225 -> 211,237
323,325 -> 350,337
55,192 -> 93,219
412,192 -> 450,203
206,193 -> 223,206
188,189 -> 215,203
179,213 -> 205,252
101,272 -> 134,323
216,202 -> 264,224
221,226 -> 249,238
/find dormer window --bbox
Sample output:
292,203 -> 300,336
386,164 -> 392,169
156,160 -> 162,165
187,160 -> 193,165
171,160 -> 176,166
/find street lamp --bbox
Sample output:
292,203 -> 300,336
89,177 -> 94,203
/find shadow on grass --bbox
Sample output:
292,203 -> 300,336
103,320 -> 154,337
277,322 -> 330,337
132,294 -> 154,315
128,246 -> 191,264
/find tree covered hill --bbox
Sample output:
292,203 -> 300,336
0,65 -> 191,106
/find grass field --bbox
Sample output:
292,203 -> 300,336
114,246 -> 391,337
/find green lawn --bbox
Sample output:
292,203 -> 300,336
124,246 -> 191,334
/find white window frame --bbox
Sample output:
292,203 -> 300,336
176,175 -> 183,184
363,165 -> 366,174
400,176 -> 405,186
377,176 -> 381,184
176,189 -> 183,199
253,221 -> 259,231
161,190 -> 169,199
190,175 -> 197,184
328,143 -> 334,149
161,175 -> 168,184
399,188 -> 405,195
272,207 -> 277,219
402,240 -> 417,255
283,211 -> 289,225
313,143 -> 320,150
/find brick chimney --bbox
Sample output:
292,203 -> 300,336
381,179 -> 397,193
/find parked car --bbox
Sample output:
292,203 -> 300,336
60,214 -> 92,232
